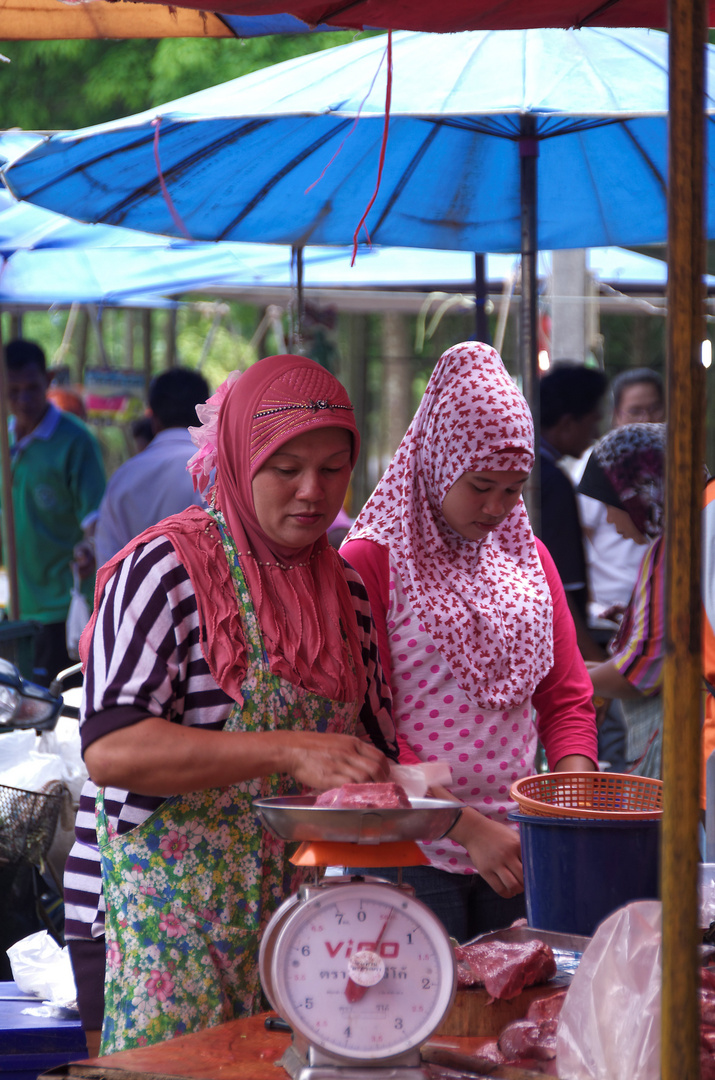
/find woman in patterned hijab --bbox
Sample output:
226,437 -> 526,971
342,341 -> 598,942
579,423 -> 667,778
578,422 -> 666,544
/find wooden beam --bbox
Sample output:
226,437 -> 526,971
661,1 -> 707,1077
0,0 -> 235,40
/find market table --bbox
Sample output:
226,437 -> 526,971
35,1013 -> 553,1080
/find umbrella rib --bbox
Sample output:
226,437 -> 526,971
309,0 -> 369,19
574,121 -> 666,245
8,130 -> 160,202
574,0 -> 626,29
370,124 -> 441,235
216,117 -> 355,241
425,115 -> 648,139
620,121 -> 667,196
86,119 -> 276,224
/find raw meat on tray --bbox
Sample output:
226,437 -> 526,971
454,938 -> 557,1000
313,782 -> 412,809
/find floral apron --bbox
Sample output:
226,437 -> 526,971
96,513 -> 359,1053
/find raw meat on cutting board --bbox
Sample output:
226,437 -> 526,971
454,939 -> 557,1000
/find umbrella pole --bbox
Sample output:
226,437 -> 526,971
661,2 -> 708,1077
519,115 -> 540,536
0,315 -> 20,621
474,253 -> 490,345
290,245 -> 305,355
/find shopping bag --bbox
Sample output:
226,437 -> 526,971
65,563 -> 90,661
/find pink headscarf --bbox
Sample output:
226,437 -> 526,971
84,356 -> 366,706
196,354 -> 365,703
346,341 -> 553,711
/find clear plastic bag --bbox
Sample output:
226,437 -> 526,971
556,900 -> 662,1080
6,930 -> 78,1009
389,761 -> 452,798
66,562 -> 91,661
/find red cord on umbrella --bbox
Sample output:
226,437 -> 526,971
305,42 -> 388,196
351,29 -> 392,266
152,117 -> 193,240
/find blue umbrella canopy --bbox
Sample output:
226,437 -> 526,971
4,27 -> 715,253
0,187 -> 288,306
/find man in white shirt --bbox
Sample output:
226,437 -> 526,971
95,368 -> 209,567
578,368 -> 665,621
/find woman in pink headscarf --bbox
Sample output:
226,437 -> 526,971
342,341 -> 597,942
64,355 -> 396,1056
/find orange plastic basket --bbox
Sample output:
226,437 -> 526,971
510,772 -> 663,820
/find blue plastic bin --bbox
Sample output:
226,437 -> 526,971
0,982 -> 87,1080
510,812 -> 660,937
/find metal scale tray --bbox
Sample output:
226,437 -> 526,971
254,794 -> 462,844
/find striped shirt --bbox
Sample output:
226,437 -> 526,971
610,536 -> 666,695
64,536 -> 395,942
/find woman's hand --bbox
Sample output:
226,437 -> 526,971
84,718 -> 391,797
447,806 -> 524,899
587,658 -> 643,701
283,731 -> 392,791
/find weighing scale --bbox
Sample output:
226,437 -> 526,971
255,795 -> 463,1080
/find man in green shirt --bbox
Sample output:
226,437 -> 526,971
2,339 -> 106,684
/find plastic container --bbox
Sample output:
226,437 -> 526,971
510,812 -> 660,937
511,771 -> 663,819
0,981 -> 86,1080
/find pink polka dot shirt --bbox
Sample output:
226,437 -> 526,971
386,560 -> 535,874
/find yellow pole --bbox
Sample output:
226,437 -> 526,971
662,1 -> 707,1077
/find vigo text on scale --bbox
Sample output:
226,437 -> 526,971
255,794 -> 463,1080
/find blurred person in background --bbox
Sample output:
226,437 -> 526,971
94,368 -> 209,566
577,368 -> 665,770
581,423 -> 666,778
1,339 -> 105,684
539,362 -> 609,662
130,415 -> 154,454
578,368 -> 665,626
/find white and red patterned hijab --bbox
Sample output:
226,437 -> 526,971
347,341 -> 553,710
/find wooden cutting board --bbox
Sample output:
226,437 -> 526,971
435,975 -> 571,1038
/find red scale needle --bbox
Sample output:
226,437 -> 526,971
345,909 -> 394,1003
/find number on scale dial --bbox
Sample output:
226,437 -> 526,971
269,882 -> 456,1062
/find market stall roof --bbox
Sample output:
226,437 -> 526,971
0,0 -> 330,40
53,0 -> 715,30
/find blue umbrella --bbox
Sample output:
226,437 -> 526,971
6,25 -> 712,461
4,27 -> 714,252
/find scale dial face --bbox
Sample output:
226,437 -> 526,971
268,881 -> 456,1062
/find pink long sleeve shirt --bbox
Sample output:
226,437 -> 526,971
341,536 -> 598,874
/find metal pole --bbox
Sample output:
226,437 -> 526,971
519,114 -> 540,537
661,1 -> 707,1077
0,316 -> 20,620
290,245 -> 305,355
474,253 -> 490,344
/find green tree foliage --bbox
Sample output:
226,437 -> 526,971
0,31 -> 377,131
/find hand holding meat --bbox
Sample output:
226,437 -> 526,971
284,733 -> 391,791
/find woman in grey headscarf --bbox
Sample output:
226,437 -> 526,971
579,423 -> 666,777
